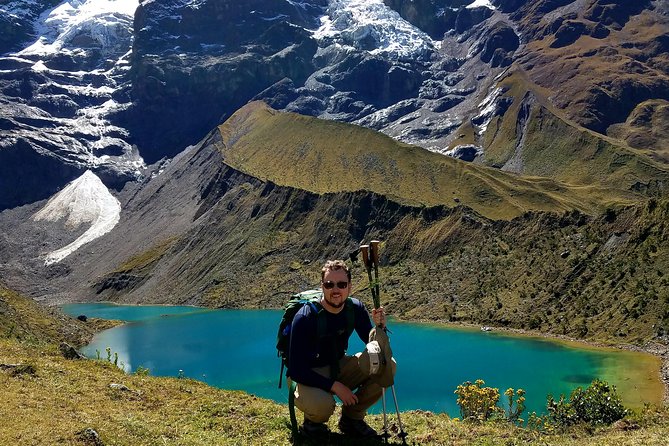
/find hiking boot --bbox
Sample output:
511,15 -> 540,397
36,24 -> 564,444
338,415 -> 378,438
300,419 -> 330,438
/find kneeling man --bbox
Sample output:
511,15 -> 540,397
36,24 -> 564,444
288,260 -> 394,438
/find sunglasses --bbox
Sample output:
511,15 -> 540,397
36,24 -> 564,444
322,281 -> 349,290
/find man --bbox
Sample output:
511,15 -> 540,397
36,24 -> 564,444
287,259 -> 390,438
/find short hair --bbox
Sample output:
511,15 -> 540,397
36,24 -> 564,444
321,260 -> 351,282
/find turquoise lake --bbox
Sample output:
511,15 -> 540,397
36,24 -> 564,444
62,303 -> 654,417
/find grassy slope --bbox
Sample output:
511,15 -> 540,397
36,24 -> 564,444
215,102 -> 647,221
481,70 -> 669,195
380,199 -> 669,345
3,263 -> 668,442
0,283 -> 93,346
515,6 -> 669,151
1,336 -> 669,446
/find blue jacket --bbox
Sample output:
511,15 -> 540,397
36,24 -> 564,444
287,297 -> 372,391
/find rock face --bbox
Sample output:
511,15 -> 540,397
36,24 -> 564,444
0,0 -> 142,209
1,1 -> 667,211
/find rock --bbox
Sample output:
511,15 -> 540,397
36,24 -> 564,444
444,145 -> 483,162
480,22 -> 520,64
0,363 -> 37,377
431,95 -> 466,113
551,20 -> 589,48
76,427 -> 104,446
77,315 -> 88,322
585,0 -> 651,30
109,383 -> 130,391
455,7 -> 494,34
59,342 -> 84,360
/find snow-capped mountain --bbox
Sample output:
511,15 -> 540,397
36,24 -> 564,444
0,0 -> 141,209
313,0 -> 441,59
1,0 -> 667,213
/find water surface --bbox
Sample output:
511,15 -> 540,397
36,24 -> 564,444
62,303 -> 662,416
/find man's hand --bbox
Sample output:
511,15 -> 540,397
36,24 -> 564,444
331,381 -> 358,406
372,307 -> 386,327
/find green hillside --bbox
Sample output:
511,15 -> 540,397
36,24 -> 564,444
0,283 -> 92,346
215,102 -> 650,221
480,70 -> 669,193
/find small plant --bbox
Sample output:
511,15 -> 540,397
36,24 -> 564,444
504,387 -> 526,423
547,379 -> 627,428
99,347 -> 124,371
455,379 -> 501,422
134,366 -> 150,376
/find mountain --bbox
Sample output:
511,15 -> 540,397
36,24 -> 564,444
0,101 -> 667,344
1,1 -> 669,344
0,0 -> 142,209
2,0 -> 668,208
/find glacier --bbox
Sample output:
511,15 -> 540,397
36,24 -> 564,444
19,0 -> 138,58
313,0 -> 440,60
32,170 -> 121,265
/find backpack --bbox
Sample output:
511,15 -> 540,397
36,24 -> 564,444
276,289 -> 354,389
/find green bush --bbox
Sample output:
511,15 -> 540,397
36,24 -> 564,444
547,379 -> 627,427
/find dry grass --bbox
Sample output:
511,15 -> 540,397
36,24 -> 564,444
1,337 -> 668,446
215,102 -> 650,221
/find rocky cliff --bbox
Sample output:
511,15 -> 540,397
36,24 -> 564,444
3,0 -> 667,210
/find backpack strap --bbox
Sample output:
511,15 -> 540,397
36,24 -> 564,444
288,380 -> 298,438
345,298 -> 355,336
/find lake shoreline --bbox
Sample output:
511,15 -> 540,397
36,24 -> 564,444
400,317 -> 669,406
62,301 -> 669,406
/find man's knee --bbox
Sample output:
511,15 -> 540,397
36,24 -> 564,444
295,385 -> 336,423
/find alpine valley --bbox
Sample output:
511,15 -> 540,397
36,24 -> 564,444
2,0 -> 669,444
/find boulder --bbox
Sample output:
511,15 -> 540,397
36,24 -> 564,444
480,22 -> 520,64
59,342 -> 85,360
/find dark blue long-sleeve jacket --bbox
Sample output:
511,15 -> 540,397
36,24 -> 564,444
287,297 -> 372,392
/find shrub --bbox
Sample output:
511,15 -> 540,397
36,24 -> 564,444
504,387 -> 526,423
547,379 -> 627,427
455,379 -> 501,422
134,366 -> 150,376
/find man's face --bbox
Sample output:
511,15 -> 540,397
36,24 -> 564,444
321,268 -> 351,312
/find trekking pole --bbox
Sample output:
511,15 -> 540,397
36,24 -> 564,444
370,240 -> 381,310
360,245 -> 378,306
360,243 -> 389,441
369,240 -> 408,445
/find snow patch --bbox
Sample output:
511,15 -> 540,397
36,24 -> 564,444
18,0 -> 138,58
313,0 -> 440,60
32,170 -> 121,265
31,60 -> 49,72
466,0 -> 496,10
473,87 -> 503,134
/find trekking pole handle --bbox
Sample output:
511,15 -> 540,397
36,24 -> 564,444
370,240 -> 380,267
360,245 -> 370,269
360,244 -> 379,308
